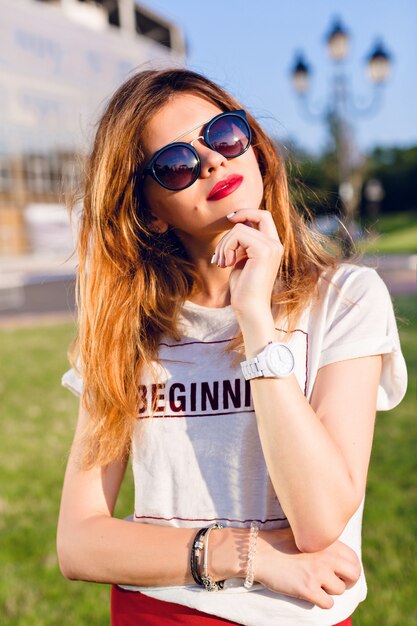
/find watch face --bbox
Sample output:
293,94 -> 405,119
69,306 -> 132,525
266,343 -> 295,377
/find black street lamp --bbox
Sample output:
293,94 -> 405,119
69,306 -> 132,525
290,17 -> 392,254
290,54 -> 310,94
367,41 -> 391,83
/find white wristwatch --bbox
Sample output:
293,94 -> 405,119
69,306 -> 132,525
240,341 -> 295,380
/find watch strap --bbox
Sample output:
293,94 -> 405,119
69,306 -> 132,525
240,357 -> 264,380
241,342 -> 295,380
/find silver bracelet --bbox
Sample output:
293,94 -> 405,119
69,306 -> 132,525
201,522 -> 224,591
244,521 -> 259,589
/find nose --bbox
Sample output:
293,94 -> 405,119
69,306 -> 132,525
191,136 -> 227,178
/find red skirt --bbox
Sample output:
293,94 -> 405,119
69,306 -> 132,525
110,584 -> 353,626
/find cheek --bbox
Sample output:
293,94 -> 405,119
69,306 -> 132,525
149,191 -> 198,228
142,180 -> 160,211
246,153 -> 264,206
143,180 -> 179,218
255,176 -> 265,209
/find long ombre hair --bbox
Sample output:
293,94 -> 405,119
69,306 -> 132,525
68,68 -> 346,468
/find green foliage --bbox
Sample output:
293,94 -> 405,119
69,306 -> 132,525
284,141 -> 417,218
284,142 -> 340,216
365,146 -> 417,214
0,302 -> 416,624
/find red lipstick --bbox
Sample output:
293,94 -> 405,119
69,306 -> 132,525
207,175 -> 243,201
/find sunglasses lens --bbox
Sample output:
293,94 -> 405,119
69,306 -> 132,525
207,115 -> 251,158
154,145 -> 199,189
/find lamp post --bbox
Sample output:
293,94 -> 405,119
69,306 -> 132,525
290,18 -> 391,255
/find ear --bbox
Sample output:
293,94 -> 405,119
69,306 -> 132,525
148,212 -> 170,234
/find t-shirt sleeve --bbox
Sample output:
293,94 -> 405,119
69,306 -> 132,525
61,367 -> 83,397
318,266 -> 407,411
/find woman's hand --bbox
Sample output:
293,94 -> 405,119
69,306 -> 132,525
254,527 -> 361,609
212,209 -> 283,318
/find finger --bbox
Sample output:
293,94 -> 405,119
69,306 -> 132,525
216,224 -> 272,267
218,233 -> 247,268
213,225 -> 250,266
224,247 -> 238,268
227,209 -> 280,240
309,587 -> 335,610
332,543 -> 361,587
321,573 -> 346,596
212,209 -> 272,265
334,558 -> 361,588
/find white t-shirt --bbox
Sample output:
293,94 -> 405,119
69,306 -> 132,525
62,263 -> 407,626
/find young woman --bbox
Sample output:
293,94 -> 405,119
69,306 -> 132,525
57,68 -> 407,626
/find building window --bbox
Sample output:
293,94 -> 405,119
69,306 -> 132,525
135,9 -> 172,49
0,156 -> 12,194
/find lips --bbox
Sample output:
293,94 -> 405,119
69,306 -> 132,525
207,175 -> 243,201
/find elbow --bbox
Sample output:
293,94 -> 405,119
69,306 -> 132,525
58,562 -> 78,581
294,521 -> 348,554
56,533 -> 84,581
56,515 -> 108,582
293,495 -> 363,553
57,555 -> 76,581
57,541 -> 77,580
295,535 -> 338,554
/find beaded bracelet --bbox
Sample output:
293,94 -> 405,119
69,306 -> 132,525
244,521 -> 259,589
201,522 -> 225,591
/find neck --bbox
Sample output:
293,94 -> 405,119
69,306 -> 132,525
178,232 -> 232,308
192,257 -> 232,308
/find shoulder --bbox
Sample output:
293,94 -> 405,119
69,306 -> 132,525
318,262 -> 389,305
311,262 -> 407,411
308,262 -> 395,336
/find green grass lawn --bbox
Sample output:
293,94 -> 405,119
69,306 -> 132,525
360,211 -> 417,254
354,294 -> 417,626
0,296 -> 416,625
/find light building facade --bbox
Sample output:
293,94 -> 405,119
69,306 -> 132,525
0,0 -> 186,255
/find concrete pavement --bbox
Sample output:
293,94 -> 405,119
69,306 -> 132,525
0,254 -> 77,325
361,254 -> 417,295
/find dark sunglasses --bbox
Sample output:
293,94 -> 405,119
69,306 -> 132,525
141,110 -> 252,191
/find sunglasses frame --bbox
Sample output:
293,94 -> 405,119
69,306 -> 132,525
141,110 -> 252,191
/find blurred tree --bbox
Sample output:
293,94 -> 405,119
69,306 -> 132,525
360,145 -> 417,215
280,138 -> 339,218
280,139 -> 417,223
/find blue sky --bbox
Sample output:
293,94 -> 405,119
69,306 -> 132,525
143,0 -> 417,155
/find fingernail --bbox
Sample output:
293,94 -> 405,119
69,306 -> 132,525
226,212 -> 236,218
210,254 -> 216,264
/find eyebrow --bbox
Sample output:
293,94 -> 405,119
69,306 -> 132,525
171,113 -> 216,142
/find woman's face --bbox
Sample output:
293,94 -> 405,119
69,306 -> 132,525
141,93 -> 264,249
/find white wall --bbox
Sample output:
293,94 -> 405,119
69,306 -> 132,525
0,0 -> 186,155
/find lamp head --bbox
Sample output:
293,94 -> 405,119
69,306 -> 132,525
291,53 -> 310,94
326,18 -> 349,61
367,41 -> 391,83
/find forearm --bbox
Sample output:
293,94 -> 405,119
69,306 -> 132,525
238,310 -> 357,551
57,516 -> 246,586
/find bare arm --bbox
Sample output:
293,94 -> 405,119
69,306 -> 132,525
214,208 -> 382,553
56,400 -> 241,586
57,400 -> 360,608
239,311 -> 381,553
